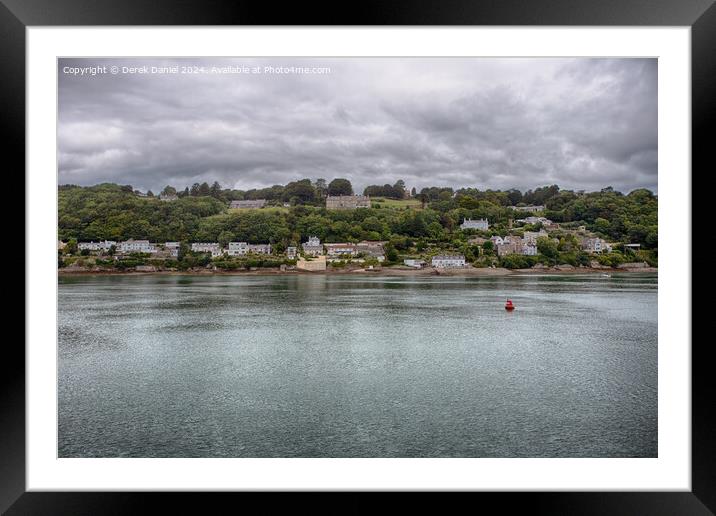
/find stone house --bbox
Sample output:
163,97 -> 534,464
325,195 -> 371,209
302,236 -> 324,256
229,199 -> 267,209
460,218 -> 489,230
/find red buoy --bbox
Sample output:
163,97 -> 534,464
505,299 -> 515,311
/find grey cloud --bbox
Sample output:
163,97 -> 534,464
58,57 -> 657,194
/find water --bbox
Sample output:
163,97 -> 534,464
58,273 -> 657,457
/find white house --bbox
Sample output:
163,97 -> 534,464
460,218 -> 489,230
227,242 -> 272,256
490,235 -> 504,246
324,243 -> 357,257
78,240 -> 116,252
118,239 -> 156,253
431,255 -> 466,268
286,246 -> 297,259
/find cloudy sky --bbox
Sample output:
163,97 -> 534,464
58,57 -> 657,194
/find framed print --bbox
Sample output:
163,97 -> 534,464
6,0 -> 712,513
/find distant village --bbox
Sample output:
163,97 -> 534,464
60,193 -> 647,273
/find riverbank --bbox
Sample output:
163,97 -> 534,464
58,265 -> 657,277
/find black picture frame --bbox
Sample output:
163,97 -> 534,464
5,0 -> 710,513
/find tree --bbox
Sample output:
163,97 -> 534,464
393,179 -> 406,199
66,238 -> 78,255
210,181 -> 222,198
218,231 -> 234,247
314,178 -> 327,200
328,178 -> 353,196
161,185 -> 177,197
146,190 -> 154,197
190,183 -> 201,196
282,179 -> 317,204
198,182 -> 211,196
537,236 -> 559,259
507,189 -> 523,205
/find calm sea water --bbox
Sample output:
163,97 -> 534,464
58,273 -> 657,458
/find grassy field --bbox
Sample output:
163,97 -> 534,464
371,197 -> 423,209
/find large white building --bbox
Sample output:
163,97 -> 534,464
431,255 -> 466,268
227,242 -> 272,256
460,218 -> 489,230
118,239 -> 156,253
78,240 -> 116,252
324,243 -> 357,257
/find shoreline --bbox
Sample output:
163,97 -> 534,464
58,266 -> 657,277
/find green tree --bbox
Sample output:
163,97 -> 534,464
537,236 -> 559,259
328,178 -> 353,196
210,181 -> 222,198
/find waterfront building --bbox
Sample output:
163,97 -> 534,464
324,243 -> 357,257
523,243 -> 538,256
431,255 -> 466,268
581,237 -> 609,254
229,199 -> 267,209
497,241 -> 522,257
118,239 -> 156,253
460,218 -> 489,230
356,241 -> 386,261
302,236 -> 324,256
286,246 -> 297,259
325,195 -> 371,209
78,240 -> 116,252
227,242 -> 272,256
